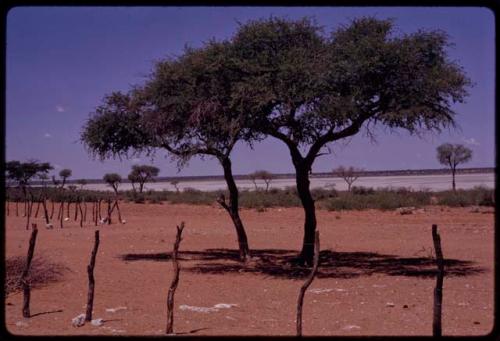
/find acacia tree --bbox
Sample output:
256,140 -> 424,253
437,143 -> 472,191
334,166 -> 363,192
6,160 -> 53,197
249,170 -> 274,192
230,17 -> 470,265
59,169 -> 72,189
81,42 -> 256,261
128,165 -> 160,193
103,173 -> 122,195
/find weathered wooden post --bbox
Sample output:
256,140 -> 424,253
296,230 -> 320,337
78,201 -> 84,227
166,222 -> 185,335
59,201 -> 64,229
98,199 -> 102,221
34,199 -> 41,218
432,224 -> 444,336
107,199 -> 112,225
41,199 -> 50,226
50,200 -> 55,219
74,199 -> 79,221
85,230 -> 100,322
21,224 -> 38,318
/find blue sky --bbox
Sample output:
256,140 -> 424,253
6,7 -> 495,179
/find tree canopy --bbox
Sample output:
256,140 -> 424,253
5,160 -> 53,195
103,173 -> 122,194
436,143 -> 472,191
128,164 -> 160,193
81,16 -> 470,265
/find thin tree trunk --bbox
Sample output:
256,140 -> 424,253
296,231 -> 320,336
66,200 -> 70,218
432,224 -> 445,337
98,200 -> 102,220
21,225 -> 38,318
16,201 -> 19,217
85,230 -> 100,322
166,222 -> 185,334
94,201 -> 98,226
23,200 -> 27,217
216,157 -> 249,261
295,163 -> 317,266
452,168 -> 456,192
57,200 -> 62,220
83,202 -> 87,222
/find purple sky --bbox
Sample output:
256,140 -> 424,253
6,7 -> 495,179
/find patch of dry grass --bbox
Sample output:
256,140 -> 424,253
5,256 -> 68,295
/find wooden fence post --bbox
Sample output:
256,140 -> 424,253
21,224 -> 38,318
85,230 -> 100,322
41,199 -> 50,226
59,201 -> 64,229
296,231 -> 320,337
166,222 -> 185,335
432,224 -> 445,337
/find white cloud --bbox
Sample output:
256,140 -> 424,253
44,133 -> 52,138
56,105 -> 65,113
463,138 -> 480,146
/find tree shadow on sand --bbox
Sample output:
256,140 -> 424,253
121,248 -> 486,280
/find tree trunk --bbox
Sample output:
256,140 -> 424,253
59,201 -> 64,229
107,199 -> 112,225
66,200 -> 70,218
98,200 -> 102,220
50,200 -> 55,219
451,168 -> 456,192
85,230 -> 100,322
34,200 -> 41,218
139,182 -> 144,193
21,225 -> 38,318
297,230 -> 320,336
294,163 -> 317,266
166,222 -> 185,334
74,201 -> 79,221
16,201 -> 19,217
217,157 -> 250,262
79,201 -> 84,227
432,224 -> 445,336
83,202 -> 87,222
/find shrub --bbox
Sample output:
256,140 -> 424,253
351,186 -> 375,195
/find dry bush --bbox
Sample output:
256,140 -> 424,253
5,255 -> 68,295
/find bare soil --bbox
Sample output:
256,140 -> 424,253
4,202 -> 494,336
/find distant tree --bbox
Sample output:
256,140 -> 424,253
77,179 -> 88,189
5,160 -> 53,197
248,172 -> 259,191
437,143 -> 472,191
249,170 -> 274,192
103,173 -> 122,195
127,165 -> 160,193
68,185 -> 78,192
59,169 -> 72,189
170,180 -> 180,193
334,166 -> 364,192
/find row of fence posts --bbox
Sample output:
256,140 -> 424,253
17,223 -> 445,336
6,198 -> 123,229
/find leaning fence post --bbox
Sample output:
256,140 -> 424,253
296,231 -> 320,336
85,230 -> 100,322
432,224 -> 445,337
21,224 -> 38,318
166,222 -> 185,335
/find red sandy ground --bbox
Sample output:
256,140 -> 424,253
4,202 -> 494,336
